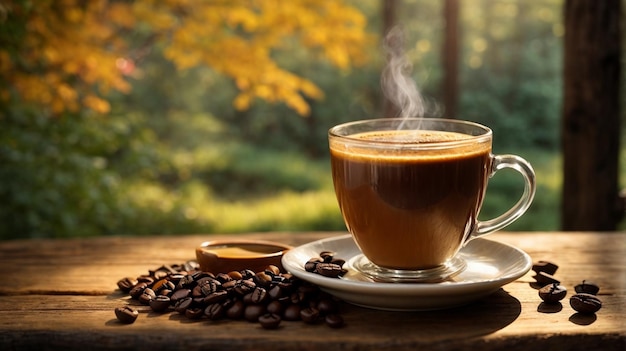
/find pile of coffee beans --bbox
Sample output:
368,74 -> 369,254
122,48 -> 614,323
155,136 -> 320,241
115,261 -> 344,329
532,260 -> 602,315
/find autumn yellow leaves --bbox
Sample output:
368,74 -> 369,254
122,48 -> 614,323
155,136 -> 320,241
1,0 -> 371,117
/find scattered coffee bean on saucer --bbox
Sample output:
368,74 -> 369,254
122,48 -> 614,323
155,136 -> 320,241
306,252 -> 348,278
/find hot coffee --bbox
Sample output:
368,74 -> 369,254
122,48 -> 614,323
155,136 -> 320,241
328,118 -> 535,282
330,130 -> 491,270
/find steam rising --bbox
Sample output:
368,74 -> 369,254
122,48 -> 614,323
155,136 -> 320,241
381,27 -> 428,118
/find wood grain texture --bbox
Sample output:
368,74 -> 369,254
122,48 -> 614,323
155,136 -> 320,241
0,232 -> 624,350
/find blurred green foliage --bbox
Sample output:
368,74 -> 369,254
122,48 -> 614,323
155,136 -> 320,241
1,0 -> 624,239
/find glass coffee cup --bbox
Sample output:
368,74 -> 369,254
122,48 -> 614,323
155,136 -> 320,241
329,118 -> 536,282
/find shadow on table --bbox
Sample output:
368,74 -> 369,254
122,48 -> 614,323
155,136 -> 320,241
342,288 -> 521,340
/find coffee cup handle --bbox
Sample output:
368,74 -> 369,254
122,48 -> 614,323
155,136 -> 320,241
472,154 -> 536,238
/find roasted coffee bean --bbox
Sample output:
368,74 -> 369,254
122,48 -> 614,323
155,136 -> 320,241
305,258 -> 322,272
534,271 -> 560,285
317,298 -> 339,314
215,273 -> 232,283
244,304 -> 266,322
152,269 -> 171,280
265,265 -> 281,276
532,260 -> 559,275
273,277 -> 291,289
227,271 -> 243,280
290,291 -> 303,304
250,287 -> 268,304
319,251 -> 336,262
306,252 -> 347,279
254,272 -> 273,288
570,293 -> 602,314
226,300 -> 245,320
222,280 -> 238,290
199,279 -> 220,296
283,304 -> 301,321
193,297 -> 205,305
115,306 -> 139,324
184,307 -> 204,320
163,281 -> 176,292
242,292 -> 254,305
168,273 -> 185,284
268,285 -> 284,300
331,258 -> 346,267
139,288 -> 156,305
204,290 -> 229,304
117,277 -> 137,292
191,285 -> 203,298
170,288 -> 191,303
276,277 -> 294,291
315,263 -> 344,278
325,314 -> 344,328
300,307 -> 320,324
136,275 -> 155,285
221,297 -> 236,310
197,271 -> 216,280
205,303 -> 226,320
234,280 -> 256,295
574,280 -> 600,295
150,295 -> 171,312
538,283 -> 567,303
266,300 -> 284,315
271,274 -> 286,284
152,278 -> 169,292
258,313 -> 281,329
240,269 -> 255,279
177,274 -> 196,289
195,276 -> 212,285
129,282 -> 148,299
174,297 -> 193,314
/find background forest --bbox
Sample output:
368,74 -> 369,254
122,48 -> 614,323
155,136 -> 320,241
1,0 -> 624,239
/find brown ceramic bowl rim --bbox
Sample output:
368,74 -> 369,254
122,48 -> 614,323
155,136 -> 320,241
195,239 -> 293,273
197,239 -> 293,259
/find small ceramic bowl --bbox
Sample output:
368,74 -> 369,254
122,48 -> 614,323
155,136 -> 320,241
195,239 -> 292,274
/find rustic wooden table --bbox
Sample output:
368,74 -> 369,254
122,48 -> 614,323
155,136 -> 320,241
0,231 -> 624,350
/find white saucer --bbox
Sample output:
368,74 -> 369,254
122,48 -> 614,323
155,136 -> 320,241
282,234 -> 531,311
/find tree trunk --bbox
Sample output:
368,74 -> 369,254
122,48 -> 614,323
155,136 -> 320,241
382,0 -> 399,117
442,0 -> 460,119
561,0 -> 622,230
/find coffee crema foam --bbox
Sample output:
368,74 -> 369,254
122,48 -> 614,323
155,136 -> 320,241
331,130 -> 491,161
354,130 -> 471,143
